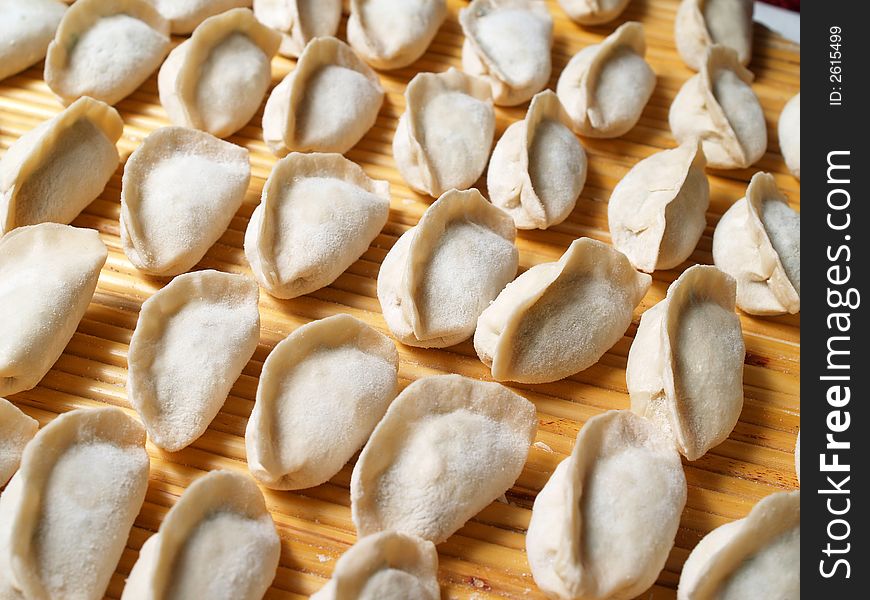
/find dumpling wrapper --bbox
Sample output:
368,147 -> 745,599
0,399 -> 38,488
608,139 -> 709,273
557,0 -> 631,25
121,470 -> 280,600
127,270 -> 261,452
0,0 -> 67,82
627,265 -> 744,461
377,188 -> 518,348
159,8 -> 281,138
556,22 -> 656,138
669,45 -> 766,169
244,152 -> 390,299
475,237 -> 651,384
778,92 -> 800,179
246,314 -> 399,490
253,0 -> 341,57
351,374 -> 537,544
527,410 -> 686,600
44,0 -> 170,105
675,0 -> 753,71
712,172 -> 799,315
120,127 -> 251,276
0,407 -> 149,600
263,36 -> 384,155
145,0 -> 252,34
0,223 -> 107,396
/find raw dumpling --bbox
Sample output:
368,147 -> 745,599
121,470 -> 280,600
556,22 -> 655,138
253,0 -> 341,57
44,0 -> 170,105
347,0 -> 447,70
527,410 -> 686,600
246,314 -> 399,490
311,532 -> 439,600
244,152 -> 390,299
0,407 -> 149,600
120,127 -> 251,276
678,491 -> 800,600
159,8 -> 281,139
608,139 -> 710,273
0,398 -> 38,487
459,0 -> 553,106
675,0 -> 753,71
488,90 -> 587,230
262,36 -> 384,155
475,237 -> 651,384
127,270 -> 261,452
0,96 -> 122,234
557,0 -> 630,25
0,224 -> 107,396
393,68 -> 495,197
146,0 -> 253,34
351,374 -> 537,543
669,45 -> 766,169
712,172 -> 800,315
377,188 -> 518,348
627,265 -> 744,460
778,92 -> 800,179
0,0 -> 67,82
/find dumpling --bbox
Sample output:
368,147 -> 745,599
350,374 -> 537,543
675,0 -> 753,71
120,127 -> 251,276
262,36 -> 384,155
377,188 -> 518,348
0,0 -> 67,82
44,0 -> 170,105
678,491 -> 800,600
669,45 -> 766,170
246,314 -> 399,490
347,0 -> 447,70
311,532 -> 439,600
608,139 -> 710,273
627,265 -> 744,460
0,407 -> 149,600
0,223 -> 107,396
778,92 -> 800,179
557,0 -> 630,25
244,152 -> 390,299
0,96 -> 122,234
253,0 -> 341,57
393,68 -> 495,197
158,8 -> 281,139
145,0 -> 253,34
459,0 -> 554,106
488,90 -> 587,230
556,22 -> 655,138
527,410 -> 686,600
474,237 -> 651,384
127,270 -> 261,452
121,470 -> 280,600
0,398 -> 38,487
712,172 -> 800,315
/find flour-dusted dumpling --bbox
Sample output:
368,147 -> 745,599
122,470 -> 280,600
0,407 -> 149,600
246,314 -> 399,490
159,8 -> 281,139
527,410 -> 686,600
678,490 -> 800,600
311,531 -> 440,600
44,0 -> 170,105
121,127 -> 251,276
378,188 -> 518,348
627,266 -> 744,460
557,0 -> 630,25
608,139 -> 710,273
778,92 -> 800,179
0,0 -> 67,82
475,238 -> 651,384
263,36 -> 384,155
146,0 -> 252,34
675,0 -> 753,71
351,374 -> 537,543
712,172 -> 799,315
245,152 -> 390,299
393,68 -> 495,197
556,22 -> 655,139
0,399 -> 38,487
459,0 -> 553,106
347,0 -> 447,70
127,270 -> 260,452
0,224 -> 107,396
669,45 -> 766,170
1,97 -> 122,234
253,0 -> 341,57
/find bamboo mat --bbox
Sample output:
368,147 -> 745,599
0,1 -> 800,598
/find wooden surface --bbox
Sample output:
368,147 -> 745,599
0,1 -> 800,598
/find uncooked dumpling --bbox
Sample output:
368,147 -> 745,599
558,0 -> 630,25
0,0 -> 67,82
778,92 -> 800,179
146,0 -> 252,34
253,0 -> 341,57
675,0 -> 753,71
0,398 -> 38,487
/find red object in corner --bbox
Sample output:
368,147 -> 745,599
758,0 -> 800,11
